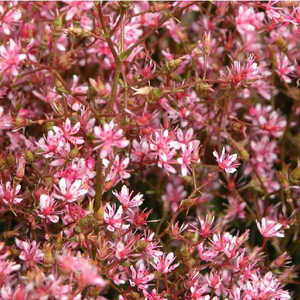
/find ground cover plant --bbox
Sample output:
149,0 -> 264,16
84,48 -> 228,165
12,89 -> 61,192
0,1 -> 299,299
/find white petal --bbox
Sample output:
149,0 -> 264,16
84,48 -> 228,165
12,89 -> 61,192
59,178 -> 67,194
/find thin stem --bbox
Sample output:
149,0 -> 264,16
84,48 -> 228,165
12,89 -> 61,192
94,154 -> 103,212
109,62 -> 121,111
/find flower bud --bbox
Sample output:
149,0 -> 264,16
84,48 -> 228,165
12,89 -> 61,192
276,37 -> 288,54
95,206 -> 105,221
290,167 -> 300,181
203,32 -> 212,56
132,86 -> 153,96
25,150 -> 35,163
136,240 -> 147,252
14,117 -> 27,128
44,245 -> 54,265
54,16 -> 63,30
45,122 -> 55,130
180,197 -> 195,209
89,78 -> 108,97
0,155 -> 6,170
6,154 -> 15,168
16,155 -> 26,179
69,147 -> 80,159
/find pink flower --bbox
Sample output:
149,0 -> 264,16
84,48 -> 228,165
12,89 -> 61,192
0,39 -> 26,79
61,1 -> 94,21
113,233 -> 139,260
0,182 -> 22,206
162,180 -> 187,212
32,87 -> 61,105
164,19 -> 184,43
53,118 -> 84,145
113,185 -> 144,209
0,256 -> 20,286
126,208 -> 151,228
275,54 -> 295,83
197,242 -> 218,262
176,128 -> 196,150
131,138 -> 154,163
241,271 -> 290,299
236,6 -> 264,34
213,147 -> 240,174
177,142 -> 200,176
151,252 -> 179,274
67,75 -> 88,111
0,284 -> 26,300
62,203 -> 89,225
220,55 -> 259,87
36,129 -> 70,166
0,5 -> 21,35
190,215 -> 215,239
58,251 -> 105,288
93,120 -> 129,158
158,151 -> 176,174
143,289 -> 167,300
129,260 -> 155,290
210,232 -> 248,259
139,231 -> 163,259
225,197 -> 246,220
264,1 -> 289,24
104,203 -> 129,232
54,178 -> 87,203
247,104 -> 287,138
256,217 -> 284,238
37,194 -> 59,223
103,155 -> 131,189
15,239 -> 44,267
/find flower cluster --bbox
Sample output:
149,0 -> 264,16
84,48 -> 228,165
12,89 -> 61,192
0,1 -> 298,299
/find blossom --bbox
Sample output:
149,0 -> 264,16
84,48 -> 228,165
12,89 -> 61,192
113,185 -> 144,209
0,106 -> 13,130
225,197 -> 246,220
104,203 -> 129,232
53,118 -> 84,145
0,39 -> 26,79
0,182 -> 22,206
220,55 -> 259,87
236,6 -> 264,34
240,271 -> 290,299
113,233 -> 139,260
67,75 -> 89,111
131,138 -> 154,163
213,147 -> 240,174
143,289 -> 167,300
177,142 -> 200,176
256,217 -> 284,238
151,252 -> 179,274
129,260 -> 155,290
247,104 -> 287,138
54,178 -> 88,203
0,5 -> 21,35
93,120 -> 129,158
36,128 -> 70,166
15,239 -> 44,267
0,256 -> 20,287
210,231 -> 248,259
162,179 -> 187,212
37,194 -> 59,223
58,251 -> 105,288
0,284 -> 27,300
275,54 -> 295,83
61,1 -> 94,21
103,155 -> 131,189
189,215 -> 215,239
